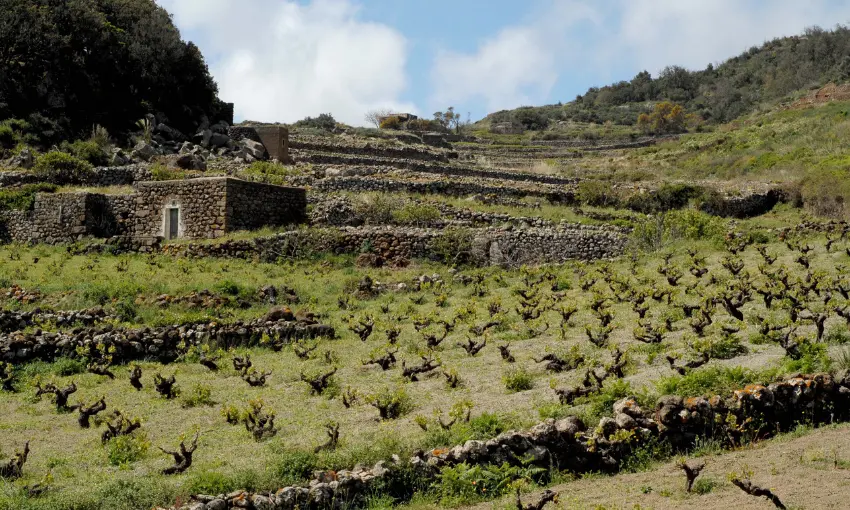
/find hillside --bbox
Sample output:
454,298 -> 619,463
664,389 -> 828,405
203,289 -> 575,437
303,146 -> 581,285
479,24 -> 850,132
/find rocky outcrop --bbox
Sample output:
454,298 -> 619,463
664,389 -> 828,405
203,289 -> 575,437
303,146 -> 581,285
160,372 -> 850,510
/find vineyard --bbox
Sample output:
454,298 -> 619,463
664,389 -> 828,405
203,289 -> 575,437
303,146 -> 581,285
3,91 -> 850,510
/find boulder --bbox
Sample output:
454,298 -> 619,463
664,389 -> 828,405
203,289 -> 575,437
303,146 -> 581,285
241,139 -> 267,160
175,154 -> 207,171
210,121 -> 230,134
6,147 -> 35,169
193,129 -> 212,148
208,132 -> 230,149
110,148 -> 129,166
131,142 -> 158,162
154,123 -> 187,142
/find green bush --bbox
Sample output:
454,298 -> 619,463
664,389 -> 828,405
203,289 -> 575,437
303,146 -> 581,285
379,116 -> 402,130
503,367 -> 534,393
61,139 -> 108,166
391,202 -> 441,226
655,366 -> 770,397
353,194 -> 404,224
294,113 -> 336,131
106,432 -> 150,465
150,162 -> 188,181
270,450 -> 318,486
624,184 -> 704,213
32,151 -> 95,184
431,227 -> 473,263
0,124 -> 14,150
241,161 -> 300,185
181,383 -> 214,408
0,183 -> 57,211
370,386 -> 414,420
800,168 -> 850,218
214,279 -> 241,296
630,209 -> 725,251
576,180 -> 619,207
435,461 -> 545,504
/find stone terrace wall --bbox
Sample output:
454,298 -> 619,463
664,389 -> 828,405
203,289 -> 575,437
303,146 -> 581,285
0,165 -> 151,189
0,193 -> 97,243
131,178 -> 228,239
161,372 -> 848,510
161,225 -> 628,264
226,178 -> 307,231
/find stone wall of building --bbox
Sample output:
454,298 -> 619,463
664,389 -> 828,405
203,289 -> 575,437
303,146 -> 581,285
130,178 -> 229,239
0,193 -> 98,243
226,178 -> 307,231
0,178 -> 307,244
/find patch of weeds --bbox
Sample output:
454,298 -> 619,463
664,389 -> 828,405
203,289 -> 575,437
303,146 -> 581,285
825,325 -> 850,345
619,436 -> 673,473
106,432 -> 150,466
503,366 -> 534,393
691,477 -> 718,495
181,383 -> 214,408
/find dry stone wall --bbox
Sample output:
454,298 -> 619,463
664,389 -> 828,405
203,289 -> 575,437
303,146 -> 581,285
1,318 -> 335,364
160,225 -> 628,265
130,178 -> 229,239
160,372 -> 850,510
226,178 -> 307,231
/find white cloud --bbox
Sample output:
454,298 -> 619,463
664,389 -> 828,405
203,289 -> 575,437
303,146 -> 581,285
157,0 -> 416,126
429,2 -> 601,113
429,0 -> 850,115
614,0 -> 850,74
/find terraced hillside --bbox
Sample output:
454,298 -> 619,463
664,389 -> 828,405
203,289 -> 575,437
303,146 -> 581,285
2,98 -> 850,510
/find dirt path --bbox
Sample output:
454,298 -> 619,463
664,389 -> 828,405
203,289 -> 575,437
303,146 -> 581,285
465,423 -> 850,510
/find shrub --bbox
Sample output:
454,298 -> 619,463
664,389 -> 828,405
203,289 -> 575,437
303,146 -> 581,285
576,180 -> 620,207
431,227 -> 473,263
630,209 -> 725,251
270,450 -> 318,486
150,162 -> 187,181
106,432 -> 150,466
353,194 -> 404,224
391,202 -> 441,226
503,367 -> 534,392
32,151 -> 95,184
370,386 -> 413,420
182,383 -> 214,408
801,168 -> 850,218
624,184 -> 704,213
379,116 -> 402,130
52,357 -> 87,377
0,124 -> 14,150
61,139 -> 108,166
692,477 -> 718,495
294,113 -> 336,131
435,461 -> 545,504
214,279 -> 241,296
0,183 -> 57,211
407,118 -> 443,132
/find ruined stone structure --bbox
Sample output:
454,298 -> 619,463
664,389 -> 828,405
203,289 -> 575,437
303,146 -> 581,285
229,125 -> 292,163
0,177 -> 306,244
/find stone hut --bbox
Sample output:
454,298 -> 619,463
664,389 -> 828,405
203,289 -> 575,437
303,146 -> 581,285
0,177 -> 307,244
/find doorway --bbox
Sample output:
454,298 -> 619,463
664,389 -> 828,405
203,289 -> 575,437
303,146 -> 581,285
165,207 -> 179,240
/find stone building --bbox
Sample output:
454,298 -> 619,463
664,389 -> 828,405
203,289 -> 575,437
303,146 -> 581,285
0,177 -> 306,244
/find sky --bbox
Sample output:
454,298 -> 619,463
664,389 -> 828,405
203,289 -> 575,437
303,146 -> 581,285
156,0 -> 850,126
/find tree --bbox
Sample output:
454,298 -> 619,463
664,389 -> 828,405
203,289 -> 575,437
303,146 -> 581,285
0,0 -> 224,143
365,109 -> 393,129
637,102 -> 689,134
433,107 -> 462,133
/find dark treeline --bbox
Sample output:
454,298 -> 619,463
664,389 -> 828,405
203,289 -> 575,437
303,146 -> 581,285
0,0 -> 226,145
487,25 -> 850,129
